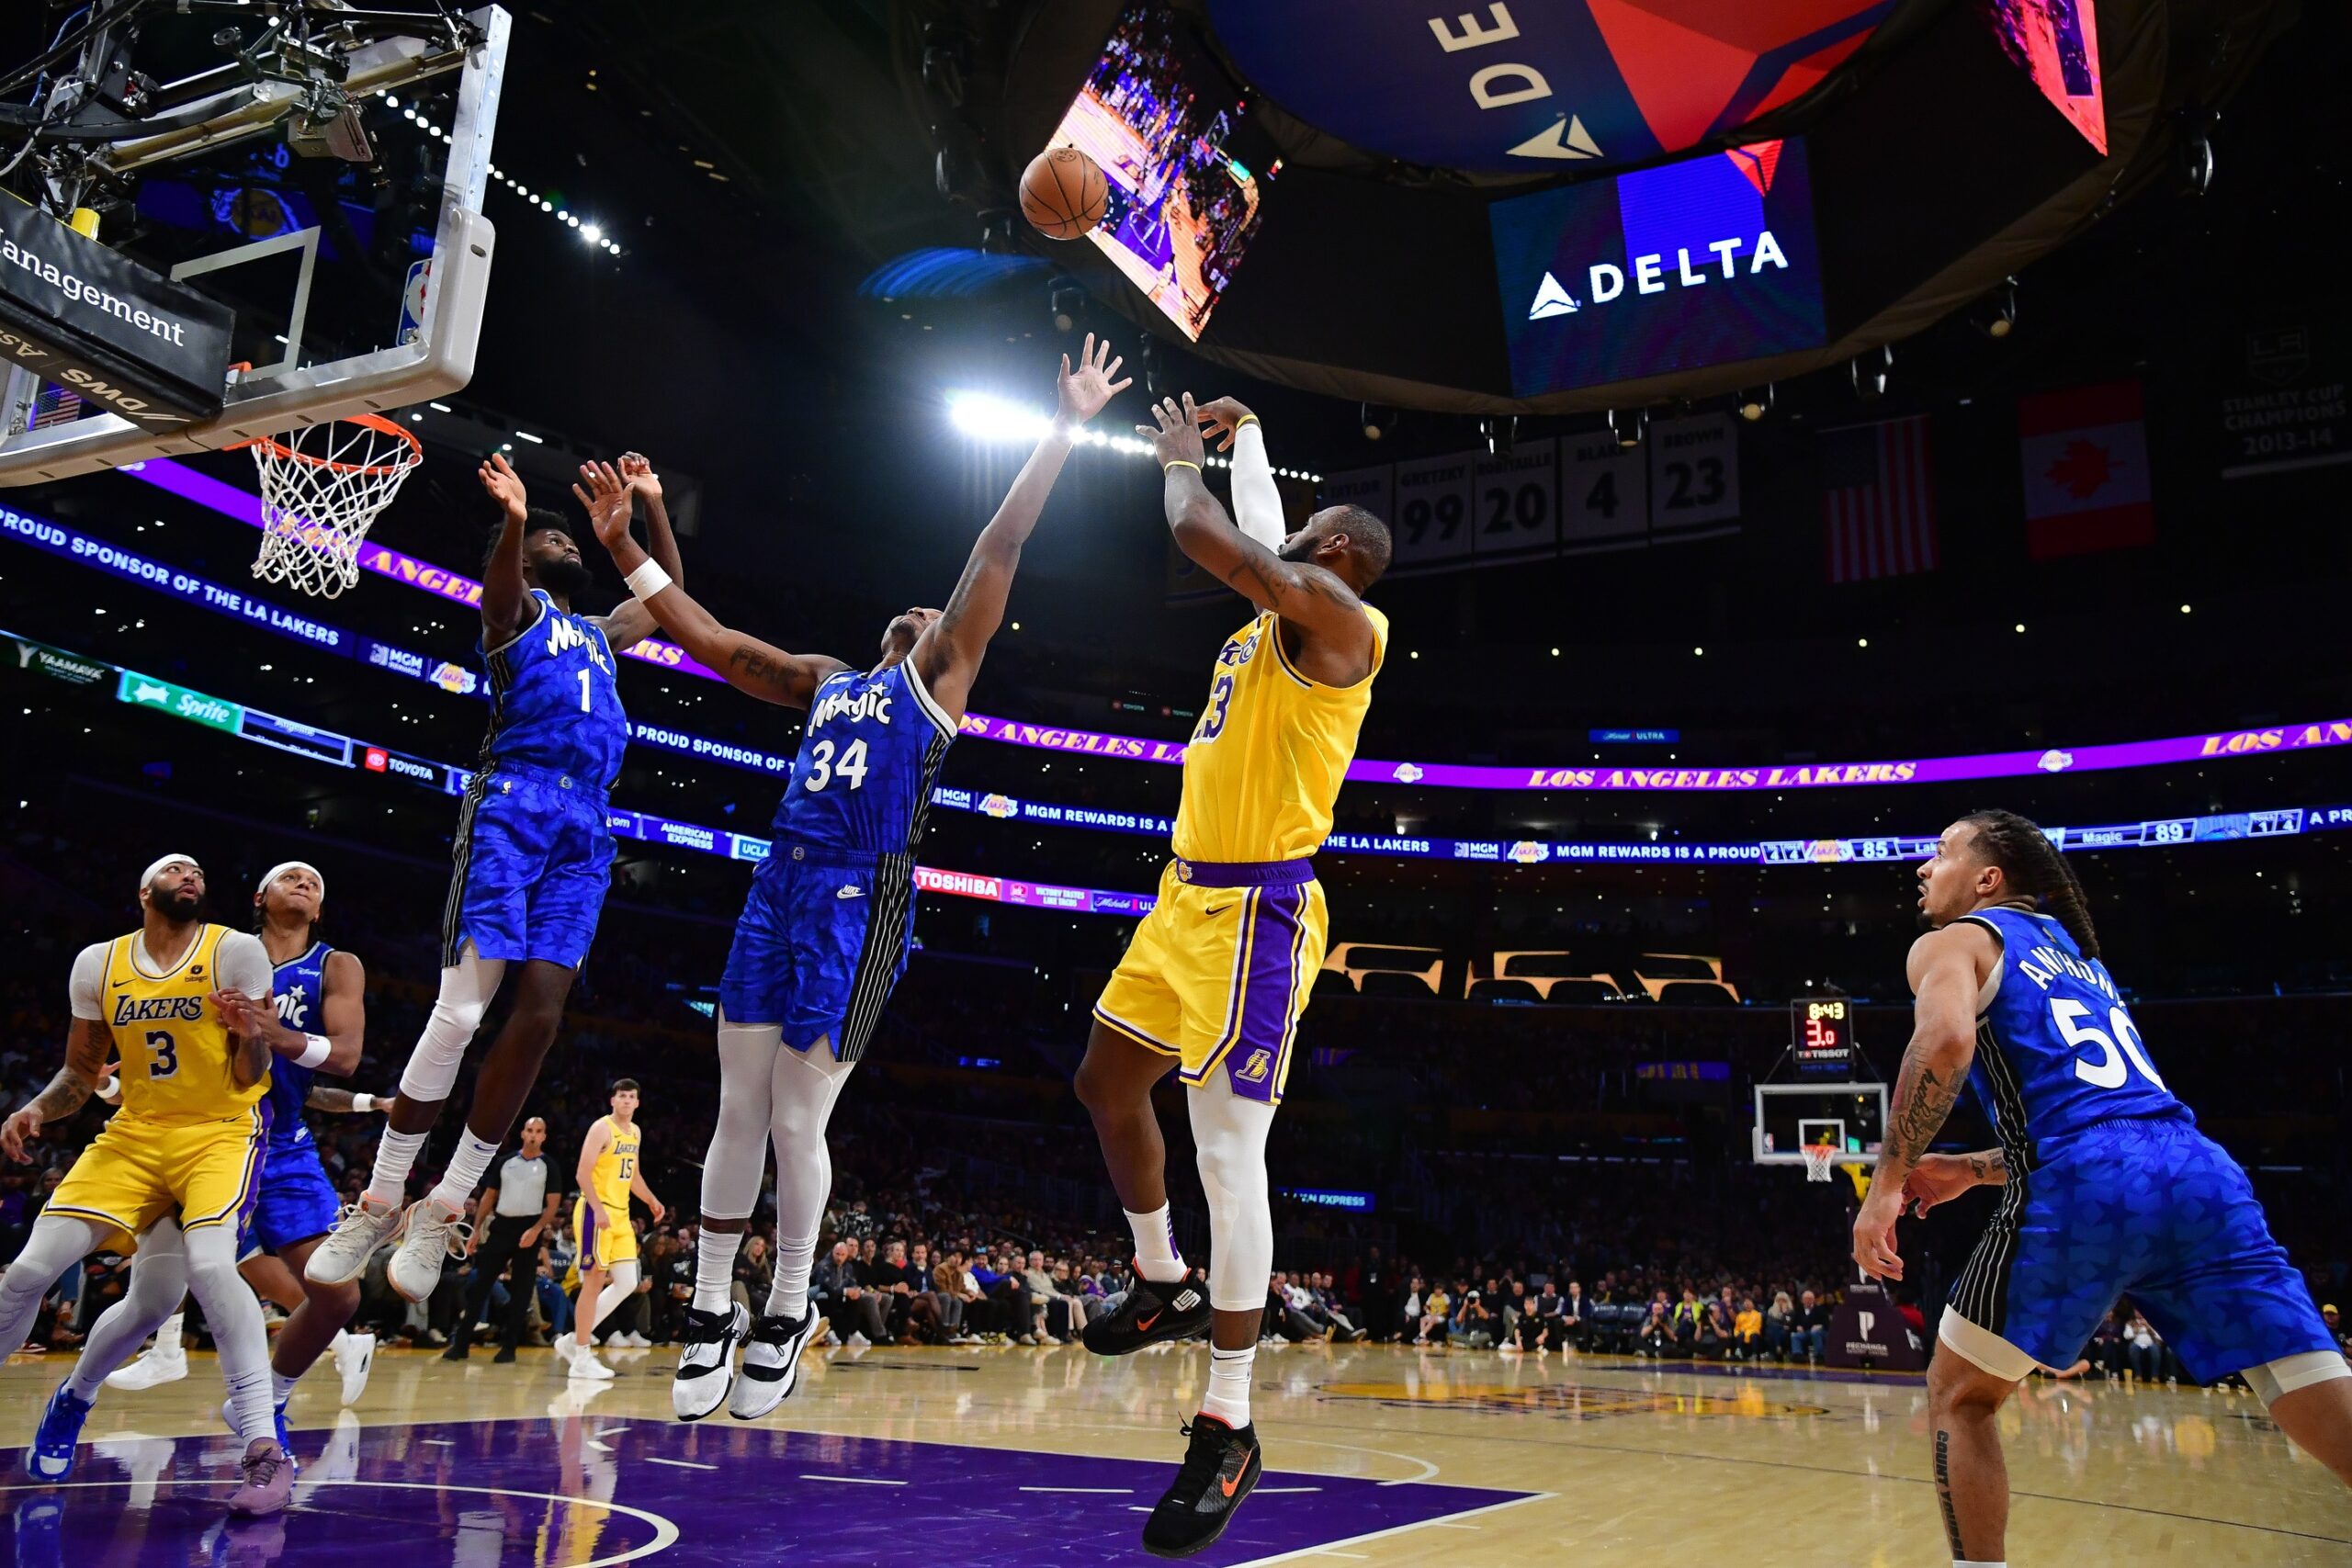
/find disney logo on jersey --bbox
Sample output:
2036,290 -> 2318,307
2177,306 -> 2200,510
809,682 -> 894,729
113,994 -> 206,1025
545,613 -> 611,671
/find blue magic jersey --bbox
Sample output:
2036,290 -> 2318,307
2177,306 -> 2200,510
262,941 -> 331,1152
772,660 -> 956,854
479,589 -> 626,789
1960,906 -> 2187,1159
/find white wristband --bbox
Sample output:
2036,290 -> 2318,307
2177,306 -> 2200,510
624,558 -> 673,602
296,1033 -> 333,1069
352,1093 -> 378,1113
96,1075 -> 120,1102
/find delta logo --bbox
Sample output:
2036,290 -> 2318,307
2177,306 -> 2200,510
1529,141 -> 1792,322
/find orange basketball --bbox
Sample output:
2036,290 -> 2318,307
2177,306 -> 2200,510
1020,147 -> 1108,241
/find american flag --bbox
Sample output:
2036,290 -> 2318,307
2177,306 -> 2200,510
1822,415 -> 1938,582
28,385 -> 84,430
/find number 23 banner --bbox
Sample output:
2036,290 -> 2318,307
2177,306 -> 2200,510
1321,412 -> 1741,581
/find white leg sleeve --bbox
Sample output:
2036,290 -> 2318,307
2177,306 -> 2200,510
1186,1069 -> 1277,1314
0,1214 -> 104,1360
702,1011 -> 781,1224
396,945 -> 506,1103
184,1222 -> 274,1441
770,1035 -> 854,1250
589,1260 -> 639,1330
67,1221 -> 190,1399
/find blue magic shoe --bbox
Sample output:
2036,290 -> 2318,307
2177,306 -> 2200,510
27,1384 -> 92,1483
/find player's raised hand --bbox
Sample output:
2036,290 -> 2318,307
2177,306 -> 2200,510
479,452 -> 527,524
1055,333 -> 1131,426
1,1106 -> 41,1163
1900,1152 -> 1978,1217
571,461 -> 635,554
1192,395 -> 1257,452
210,989 -> 268,1039
617,450 -> 662,501
1851,1186 -> 1905,1281
1136,393 -> 1208,469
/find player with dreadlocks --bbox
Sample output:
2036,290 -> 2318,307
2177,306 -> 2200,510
1857,810 -> 2350,1568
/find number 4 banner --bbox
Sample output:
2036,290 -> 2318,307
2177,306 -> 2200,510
1560,431 -> 1648,553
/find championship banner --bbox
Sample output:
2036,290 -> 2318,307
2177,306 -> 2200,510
0,198 -> 235,430
2216,319 -> 2351,479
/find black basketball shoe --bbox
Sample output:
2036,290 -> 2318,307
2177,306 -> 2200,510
1140,1414 -> 1263,1559
1083,1269 -> 1213,1356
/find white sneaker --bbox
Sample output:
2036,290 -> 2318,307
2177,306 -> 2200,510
333,1331 -> 376,1405
569,1349 -> 616,1381
618,1331 -> 651,1349
730,1308 -> 822,1421
673,1304 -> 749,1421
107,1315 -> 188,1391
845,1330 -> 871,1348
305,1197 -> 408,1287
386,1199 -> 469,1303
554,1337 -> 578,1369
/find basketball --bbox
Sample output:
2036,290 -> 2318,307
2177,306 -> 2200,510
1020,146 -> 1107,240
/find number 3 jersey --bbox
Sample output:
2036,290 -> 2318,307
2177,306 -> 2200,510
67,923 -> 275,1124
1956,906 -> 2188,1161
721,656 -> 956,1061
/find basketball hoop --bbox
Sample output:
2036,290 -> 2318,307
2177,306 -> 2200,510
242,413 -> 423,599
1802,1143 -> 1840,1183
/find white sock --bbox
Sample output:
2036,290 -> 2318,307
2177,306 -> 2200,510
768,1227 -> 819,1322
153,1312 -> 186,1357
426,1128 -> 503,1214
271,1369 -> 298,1404
1125,1204 -> 1186,1284
693,1230 -> 741,1314
1200,1343 -> 1255,1428
365,1129 -> 429,1207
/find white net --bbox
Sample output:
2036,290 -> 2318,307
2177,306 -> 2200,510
1802,1143 -> 1839,1183
247,414 -> 423,599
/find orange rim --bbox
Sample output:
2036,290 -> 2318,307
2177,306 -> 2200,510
234,412 -> 424,477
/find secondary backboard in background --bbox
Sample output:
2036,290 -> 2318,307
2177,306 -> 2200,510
0,5 -> 510,484
1753,1081 -> 1888,1167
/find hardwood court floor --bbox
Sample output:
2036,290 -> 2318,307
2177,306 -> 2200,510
3,1339 -> 2345,1564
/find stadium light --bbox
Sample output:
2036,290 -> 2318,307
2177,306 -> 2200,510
944,391 -> 1195,461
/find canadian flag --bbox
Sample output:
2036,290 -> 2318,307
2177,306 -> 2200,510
2018,381 -> 2154,559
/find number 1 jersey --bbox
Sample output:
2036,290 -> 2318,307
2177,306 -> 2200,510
771,659 -> 956,854
1957,906 -> 2188,1162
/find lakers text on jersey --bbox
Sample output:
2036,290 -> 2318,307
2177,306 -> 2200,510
49,926 -> 271,1252
719,658 -> 955,1063
443,590 -> 625,970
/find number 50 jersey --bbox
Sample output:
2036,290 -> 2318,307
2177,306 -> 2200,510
1956,906 -> 2188,1163
770,660 -> 956,856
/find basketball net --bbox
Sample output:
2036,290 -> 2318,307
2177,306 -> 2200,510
1802,1142 -> 1839,1183
243,413 -> 423,599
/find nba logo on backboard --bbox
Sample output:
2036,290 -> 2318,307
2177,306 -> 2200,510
399,259 -> 431,345
1235,1048 -> 1272,1083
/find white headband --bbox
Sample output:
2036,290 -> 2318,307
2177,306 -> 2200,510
256,861 -> 325,904
140,854 -> 200,892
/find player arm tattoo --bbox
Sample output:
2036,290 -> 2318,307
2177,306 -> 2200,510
305,1084 -> 360,1112
1874,927 -> 1984,1183
20,1019 -> 111,1125
1963,1147 -> 2009,1185
1884,1051 -> 1965,1168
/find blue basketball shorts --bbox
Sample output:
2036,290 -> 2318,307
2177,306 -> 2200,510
1945,1114 -> 2334,1382
238,1140 -> 343,1260
443,765 -> 615,971
718,843 -> 916,1064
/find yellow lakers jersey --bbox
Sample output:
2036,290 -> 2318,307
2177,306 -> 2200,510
101,924 -> 264,1125
590,1115 -> 639,1210
1171,605 -> 1387,863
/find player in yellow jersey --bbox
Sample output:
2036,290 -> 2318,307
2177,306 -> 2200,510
1079,393 -> 1391,1559
561,1077 -> 664,1379
0,854 -> 301,1515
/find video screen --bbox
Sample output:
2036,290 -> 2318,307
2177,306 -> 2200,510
1982,0 -> 2107,154
1490,138 -> 1828,399
1047,3 -> 1275,341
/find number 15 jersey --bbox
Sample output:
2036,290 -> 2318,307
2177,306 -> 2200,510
1957,906 -> 2188,1162
770,659 -> 956,855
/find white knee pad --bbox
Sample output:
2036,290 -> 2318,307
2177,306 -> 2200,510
1186,1074 -> 1276,1313
397,946 -> 505,1102
704,1012 -> 783,1223
2244,1350 -> 2352,1409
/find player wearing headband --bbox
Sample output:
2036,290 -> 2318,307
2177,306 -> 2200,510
1,856 -> 302,1516
93,863 -> 383,1416
305,452 -> 683,1303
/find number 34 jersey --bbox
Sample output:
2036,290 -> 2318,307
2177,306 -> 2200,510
770,659 -> 956,856
1956,906 -> 2188,1161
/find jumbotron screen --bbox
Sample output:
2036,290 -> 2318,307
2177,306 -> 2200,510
1048,3 -> 1273,341
1490,138 -> 1828,398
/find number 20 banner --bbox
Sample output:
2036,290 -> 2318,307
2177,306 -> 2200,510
1324,412 -> 1740,581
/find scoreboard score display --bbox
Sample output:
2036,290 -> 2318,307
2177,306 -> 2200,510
1793,998 -> 1855,1074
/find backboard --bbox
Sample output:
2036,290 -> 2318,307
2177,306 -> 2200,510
0,5 -> 510,484
1752,1081 -> 1888,1167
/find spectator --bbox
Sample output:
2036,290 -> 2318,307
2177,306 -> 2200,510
1414,1280 -> 1450,1347
733,1235 -> 774,1316
1453,1289 -> 1496,1349
1765,1290 -> 1795,1359
1792,1290 -> 1831,1361
1734,1297 -> 1763,1359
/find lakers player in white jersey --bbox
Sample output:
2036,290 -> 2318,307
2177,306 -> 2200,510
561,1077 -> 663,1379
0,855 -> 301,1515
1080,393 -> 1391,1558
